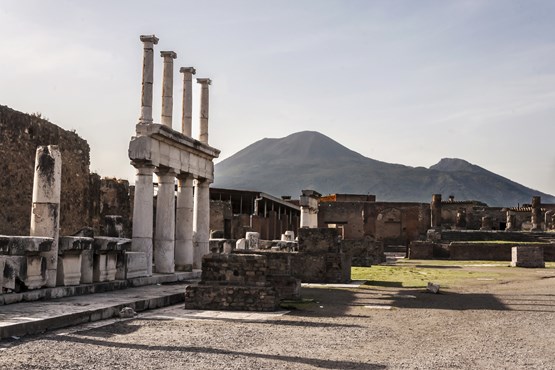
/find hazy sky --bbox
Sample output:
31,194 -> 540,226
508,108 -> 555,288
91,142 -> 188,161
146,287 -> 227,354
1,0 -> 554,195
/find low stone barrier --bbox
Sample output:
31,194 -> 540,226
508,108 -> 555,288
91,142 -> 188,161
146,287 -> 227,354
511,246 -> 545,268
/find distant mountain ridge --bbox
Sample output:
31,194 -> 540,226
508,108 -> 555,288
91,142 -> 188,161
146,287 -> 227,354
213,131 -> 555,207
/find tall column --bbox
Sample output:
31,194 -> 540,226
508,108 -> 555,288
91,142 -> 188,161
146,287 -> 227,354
430,194 -> 442,229
139,35 -> 159,124
30,145 -> 62,288
131,164 -> 155,276
180,67 -> 196,136
531,196 -> 542,231
197,78 -> 211,144
193,179 -> 210,269
160,51 -> 177,127
175,173 -> 194,271
154,168 -> 176,273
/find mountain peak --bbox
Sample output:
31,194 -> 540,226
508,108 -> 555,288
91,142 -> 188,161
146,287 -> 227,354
430,158 -> 478,172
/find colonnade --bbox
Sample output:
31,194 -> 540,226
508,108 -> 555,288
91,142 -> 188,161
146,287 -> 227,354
131,35 -> 218,275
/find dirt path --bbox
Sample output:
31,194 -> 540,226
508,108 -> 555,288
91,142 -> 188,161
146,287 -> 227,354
1,263 -> 554,369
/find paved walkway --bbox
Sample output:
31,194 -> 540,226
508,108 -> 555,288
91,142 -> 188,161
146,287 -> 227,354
0,283 -> 189,340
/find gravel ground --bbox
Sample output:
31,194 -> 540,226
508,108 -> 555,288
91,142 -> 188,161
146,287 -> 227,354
1,267 -> 554,369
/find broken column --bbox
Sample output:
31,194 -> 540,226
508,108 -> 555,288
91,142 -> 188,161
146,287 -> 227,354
430,194 -> 442,229
175,174 -> 194,271
300,190 -> 321,228
180,67 -> 196,136
545,210 -> 554,231
505,209 -> 516,231
197,78 -> 211,144
531,196 -> 542,231
154,168 -> 176,273
131,163 -> 154,276
160,51 -> 177,127
480,216 -> 493,230
193,178 -> 210,269
30,145 -> 62,288
139,35 -> 159,124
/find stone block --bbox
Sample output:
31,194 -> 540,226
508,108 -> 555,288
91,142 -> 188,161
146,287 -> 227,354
126,252 -> 148,279
511,246 -> 545,268
408,241 -> 434,259
245,232 -> 260,250
0,235 -> 53,255
236,238 -> 246,250
184,285 -> 279,311
298,228 -> 340,254
80,250 -> 94,284
1,255 -> 48,291
93,253 -> 118,282
56,253 -> 82,286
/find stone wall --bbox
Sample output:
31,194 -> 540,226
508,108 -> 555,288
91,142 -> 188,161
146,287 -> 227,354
0,105 -> 91,236
342,237 -> 385,266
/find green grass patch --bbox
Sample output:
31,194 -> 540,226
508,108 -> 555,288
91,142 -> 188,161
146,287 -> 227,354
352,265 -> 501,288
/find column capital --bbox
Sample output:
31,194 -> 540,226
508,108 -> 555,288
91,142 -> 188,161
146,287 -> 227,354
161,50 -> 177,59
155,166 -> 177,177
140,34 -> 159,44
196,78 -> 212,85
177,172 -> 195,181
180,67 -> 196,74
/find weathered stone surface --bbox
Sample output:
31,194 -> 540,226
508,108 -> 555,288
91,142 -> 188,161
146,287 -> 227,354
0,105 -> 92,237
0,236 -> 53,255
245,232 -> 260,250
511,246 -> 545,268
184,285 -> 279,311
125,252 -> 148,279
298,228 -> 340,254
56,253 -> 82,286
408,241 -> 435,259
93,253 -> 117,282
342,237 -> 385,266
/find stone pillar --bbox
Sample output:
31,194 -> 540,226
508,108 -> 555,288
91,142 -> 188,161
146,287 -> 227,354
175,173 -> 194,271
180,67 -> 196,136
300,190 -> 320,228
193,179 -> 210,269
506,210 -> 516,231
197,78 -> 211,145
480,216 -> 493,230
531,196 -> 542,231
30,145 -> 62,288
160,51 -> 177,127
139,35 -> 159,124
154,168 -> 176,273
430,194 -> 442,229
131,164 -> 155,276
546,210 -> 554,231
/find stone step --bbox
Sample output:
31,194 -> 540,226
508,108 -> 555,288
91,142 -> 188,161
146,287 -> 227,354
0,283 -> 193,340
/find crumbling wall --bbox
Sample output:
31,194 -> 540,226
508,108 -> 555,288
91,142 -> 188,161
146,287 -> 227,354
0,105 -> 91,236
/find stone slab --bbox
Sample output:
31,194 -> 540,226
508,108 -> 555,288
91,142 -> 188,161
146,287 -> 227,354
0,283 -> 191,340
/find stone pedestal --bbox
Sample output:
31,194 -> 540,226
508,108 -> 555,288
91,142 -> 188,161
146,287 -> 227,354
57,236 -> 93,286
131,165 -> 154,276
193,179 -> 210,269
300,190 -> 320,228
175,174 -> 194,271
245,232 -> 260,250
511,246 -> 545,268
154,169 -> 176,273
80,250 -> 94,284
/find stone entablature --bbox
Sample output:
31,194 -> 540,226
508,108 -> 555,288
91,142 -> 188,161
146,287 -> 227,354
129,123 -> 218,181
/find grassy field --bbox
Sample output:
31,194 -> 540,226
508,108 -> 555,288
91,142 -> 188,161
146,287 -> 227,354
351,260 -> 555,289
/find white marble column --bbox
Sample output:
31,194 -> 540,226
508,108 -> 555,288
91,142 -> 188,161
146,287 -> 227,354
175,173 -> 194,271
131,164 -> 155,276
154,168 -> 176,273
139,35 -> 159,124
180,67 -> 196,136
160,51 -> 177,127
193,179 -> 210,269
30,145 -> 62,288
197,78 -> 211,145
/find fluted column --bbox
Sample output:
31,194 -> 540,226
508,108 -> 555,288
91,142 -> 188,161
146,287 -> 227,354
154,168 -> 176,273
160,51 -> 177,127
30,145 -> 62,287
131,164 -> 155,276
175,173 -> 194,271
193,179 -> 210,269
139,35 -> 159,124
197,78 -> 211,144
180,67 -> 196,136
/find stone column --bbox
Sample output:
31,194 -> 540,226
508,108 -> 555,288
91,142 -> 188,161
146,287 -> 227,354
131,163 -> 155,276
175,173 -> 194,271
154,168 -> 176,273
430,194 -> 442,229
299,190 -> 320,228
160,51 -> 177,127
197,78 -> 211,144
30,145 -> 62,288
193,179 -> 210,269
180,67 -> 196,136
531,196 -> 542,231
480,216 -> 493,230
139,35 -> 159,124
506,210 -> 516,231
